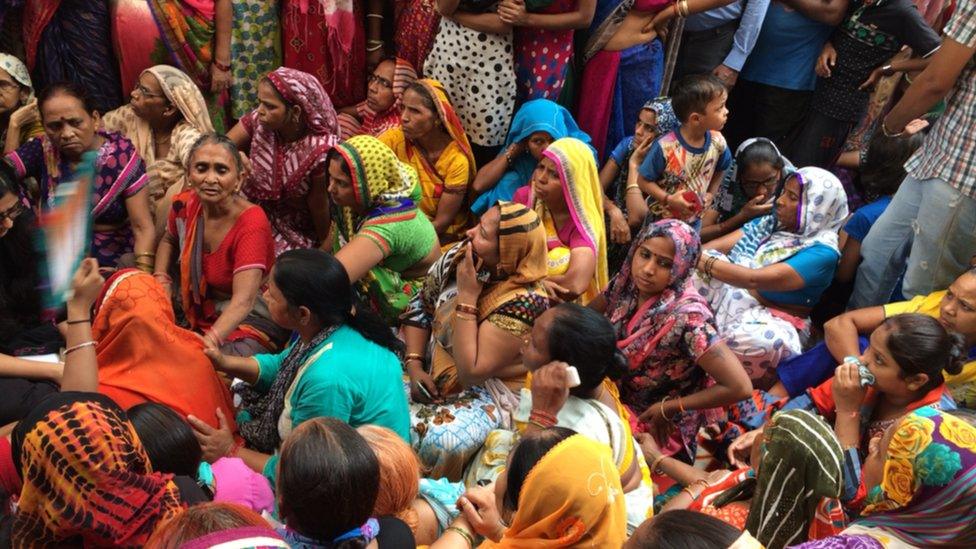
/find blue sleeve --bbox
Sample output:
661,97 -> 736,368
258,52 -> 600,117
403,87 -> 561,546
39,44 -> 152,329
609,137 -> 633,166
716,143 -> 733,172
841,448 -> 863,503
843,210 -> 873,243
638,140 -> 666,182
723,0 -> 772,71
781,245 -> 839,288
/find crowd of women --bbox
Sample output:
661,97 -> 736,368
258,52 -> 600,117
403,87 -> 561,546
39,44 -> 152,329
0,0 -> 975,547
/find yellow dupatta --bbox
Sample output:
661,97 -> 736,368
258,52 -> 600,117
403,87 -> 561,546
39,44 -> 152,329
529,137 -> 608,303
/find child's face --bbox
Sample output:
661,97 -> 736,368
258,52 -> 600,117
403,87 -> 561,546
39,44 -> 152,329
700,90 -> 729,131
633,109 -> 659,145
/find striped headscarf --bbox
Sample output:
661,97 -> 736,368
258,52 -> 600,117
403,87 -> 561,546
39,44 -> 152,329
11,392 -> 182,548
360,57 -> 418,137
746,409 -> 844,549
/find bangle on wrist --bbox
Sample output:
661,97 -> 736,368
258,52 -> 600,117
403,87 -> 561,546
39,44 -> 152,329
649,453 -> 668,474
456,302 -> 479,316
446,526 -> 475,548
65,341 -> 96,355
212,59 -> 231,72
66,318 -> 91,325
881,119 -> 904,138
880,64 -> 895,76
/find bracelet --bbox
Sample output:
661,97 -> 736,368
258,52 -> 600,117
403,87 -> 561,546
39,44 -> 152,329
66,318 -> 91,325
659,396 -> 676,422
446,526 -> 475,549
529,419 -> 551,429
366,13 -> 384,19
504,147 -> 516,165
366,43 -> 384,53
681,486 -> 700,500
405,352 -> 424,363
456,303 -> 479,316
455,312 -> 477,321
65,341 -> 96,355
528,414 -> 557,429
626,183 -> 640,191
677,396 -> 686,414
649,453 -> 668,474
880,64 -> 895,77
530,409 -> 558,427
135,252 -> 156,258
212,59 -> 231,72
881,119 -> 904,138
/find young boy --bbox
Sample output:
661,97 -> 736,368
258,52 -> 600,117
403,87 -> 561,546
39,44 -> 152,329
637,75 -> 732,229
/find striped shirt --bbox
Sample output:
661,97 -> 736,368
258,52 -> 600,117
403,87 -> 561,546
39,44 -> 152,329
905,0 -> 976,197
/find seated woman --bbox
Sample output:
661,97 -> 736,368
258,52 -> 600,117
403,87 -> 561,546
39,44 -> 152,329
357,425 -> 422,539
379,79 -> 475,244
227,67 -> 338,255
129,402 -> 274,515
101,64 -> 214,236
147,502 -> 287,548
190,249 -> 410,488
591,220 -> 751,463
327,135 -> 440,325
10,393 -> 184,547
471,98 -> 594,215
5,82 -> 155,269
641,409 -> 846,548
277,418 -> 416,547
0,162 -> 62,424
625,510 -> 748,549
793,407 -> 976,548
695,166 -> 849,386
337,57 -> 418,140
154,134 -> 287,356
1,53 -> 43,152
430,427 -> 627,548
402,201 -> 549,480
514,136 -> 608,303
700,137 -> 794,243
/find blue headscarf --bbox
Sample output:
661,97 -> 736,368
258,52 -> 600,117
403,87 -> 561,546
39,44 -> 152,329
471,99 -> 594,214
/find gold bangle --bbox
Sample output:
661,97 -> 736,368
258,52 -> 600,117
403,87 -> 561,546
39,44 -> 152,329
456,303 -> 479,316
446,526 -> 475,549
455,312 -> 477,321
649,454 -> 667,474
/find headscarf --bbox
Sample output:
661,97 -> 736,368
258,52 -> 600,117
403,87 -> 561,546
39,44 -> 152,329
714,137 -> 794,222
91,269 -> 237,433
266,67 -> 339,136
355,57 -> 418,137
472,99 -> 595,215
481,434 -> 627,548
414,79 -> 476,181
146,64 -> 214,134
331,135 -> 422,244
604,219 -> 711,370
745,409 -> 845,549
642,97 -> 679,136
531,137 -> 608,303
855,407 -> 976,546
729,166 -> 849,269
0,53 -> 33,98
11,392 -> 182,548
179,527 -> 289,549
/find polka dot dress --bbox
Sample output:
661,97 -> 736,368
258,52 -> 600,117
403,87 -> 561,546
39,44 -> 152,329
423,18 -> 516,147
514,0 -> 575,103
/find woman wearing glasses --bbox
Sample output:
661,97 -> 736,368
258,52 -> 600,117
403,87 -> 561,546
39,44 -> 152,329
103,65 -> 215,239
699,138 -> 794,244
338,57 -> 418,140
0,162 -> 63,424
1,53 -> 43,153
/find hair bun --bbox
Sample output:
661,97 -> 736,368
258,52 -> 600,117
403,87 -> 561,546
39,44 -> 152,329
606,350 -> 629,382
946,332 -> 967,376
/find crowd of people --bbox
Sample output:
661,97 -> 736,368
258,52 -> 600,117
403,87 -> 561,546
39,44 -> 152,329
0,0 -> 975,547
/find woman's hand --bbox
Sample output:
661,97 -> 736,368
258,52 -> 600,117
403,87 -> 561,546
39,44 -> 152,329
741,193 -> 774,220
635,431 -> 663,462
68,258 -> 105,312
639,400 -> 676,444
210,63 -> 233,94
457,484 -> 506,542
8,99 -> 39,131
667,193 -> 695,218
202,342 -> 230,373
542,279 -> 571,304
187,407 -> 235,463
530,361 -> 571,416
608,205 -> 631,245
457,244 -> 485,302
629,135 -> 654,171
859,65 -> 887,91
497,0 -> 529,25
816,42 -> 837,78
833,361 -> 867,414
408,361 -> 441,403
727,427 -> 762,468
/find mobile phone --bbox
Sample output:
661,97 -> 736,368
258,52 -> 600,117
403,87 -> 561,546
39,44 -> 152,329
417,381 -> 435,401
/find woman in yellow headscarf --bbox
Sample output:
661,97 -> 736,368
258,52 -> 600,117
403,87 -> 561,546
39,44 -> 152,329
327,135 -> 440,325
379,79 -> 475,245
514,137 -> 608,304
430,428 -> 627,548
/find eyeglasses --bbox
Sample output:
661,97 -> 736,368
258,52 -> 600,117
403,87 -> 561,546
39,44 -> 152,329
740,174 -> 780,192
0,201 -> 26,223
367,74 -> 393,89
0,80 -> 19,93
132,84 -> 167,100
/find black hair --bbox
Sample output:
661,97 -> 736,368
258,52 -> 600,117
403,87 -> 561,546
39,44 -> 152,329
883,313 -> 966,393
502,426 -> 576,513
278,418 -> 380,548
0,162 -> 42,349
405,82 -> 439,115
127,402 -> 202,478
670,74 -> 726,123
736,139 -> 786,175
326,148 -> 352,179
858,132 -> 925,201
627,510 -> 741,549
37,81 -> 97,116
273,249 -> 403,356
547,303 -> 628,398
187,133 -> 244,173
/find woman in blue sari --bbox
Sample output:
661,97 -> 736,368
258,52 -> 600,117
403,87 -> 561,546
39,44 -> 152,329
470,99 -> 594,215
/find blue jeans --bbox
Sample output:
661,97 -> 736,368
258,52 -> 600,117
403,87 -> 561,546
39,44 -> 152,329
850,176 -> 976,308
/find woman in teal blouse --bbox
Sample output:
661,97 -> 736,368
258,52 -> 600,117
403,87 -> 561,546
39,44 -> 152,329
188,249 -> 410,487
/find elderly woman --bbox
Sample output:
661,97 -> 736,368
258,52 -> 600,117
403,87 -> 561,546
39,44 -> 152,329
514,136 -> 608,303
1,53 -> 43,152
5,82 -> 155,269
227,67 -> 339,255
102,64 -> 214,235
380,79 -> 475,244
338,57 -> 419,140
695,167 -> 849,386
327,135 -> 441,325
402,201 -> 550,480
590,220 -> 751,462
154,134 -> 286,357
